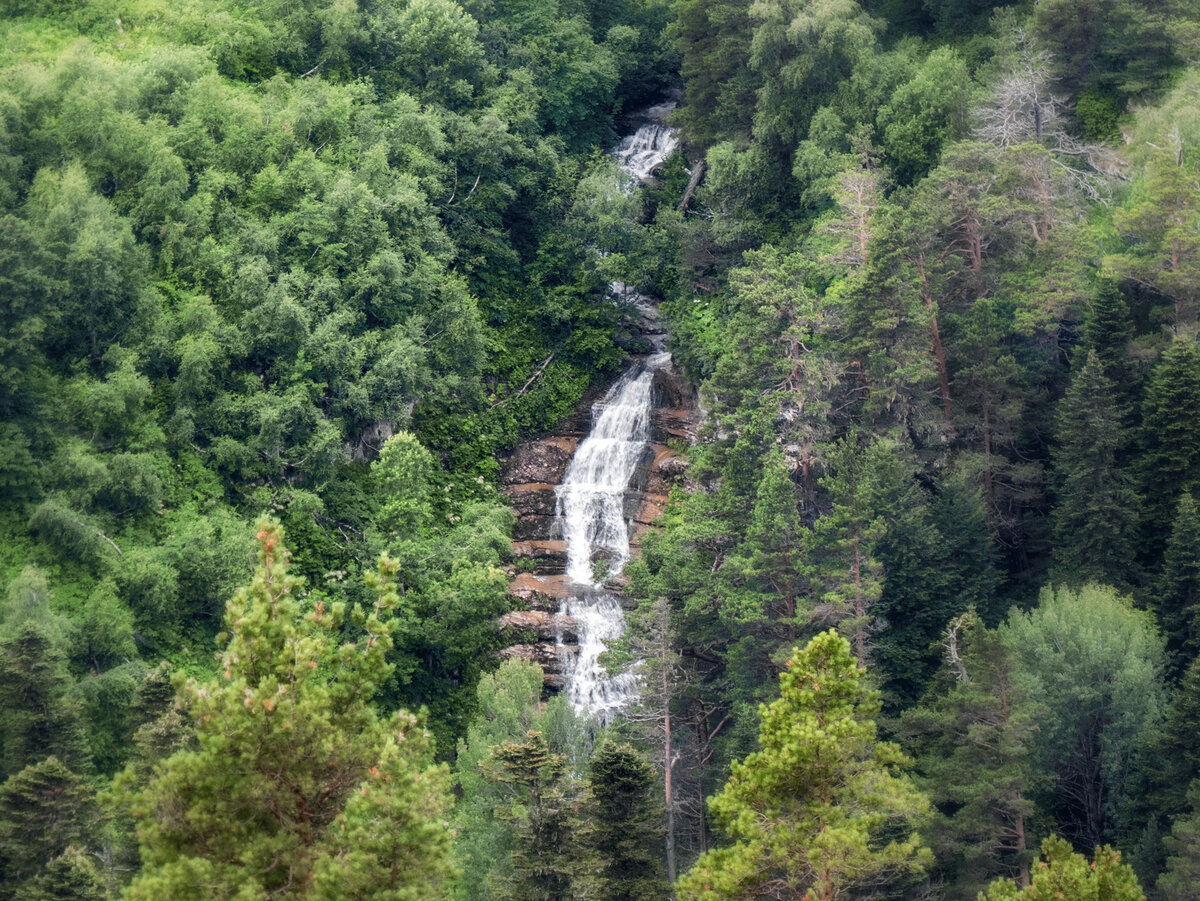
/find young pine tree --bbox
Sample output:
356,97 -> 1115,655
121,521 -> 454,900
978,836 -> 1145,901
1139,337 -> 1200,553
677,631 -> 931,901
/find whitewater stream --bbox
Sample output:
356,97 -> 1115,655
555,104 -> 678,721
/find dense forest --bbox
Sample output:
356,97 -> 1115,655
1,0 -> 1199,896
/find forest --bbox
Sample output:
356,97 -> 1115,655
0,0 -> 1199,896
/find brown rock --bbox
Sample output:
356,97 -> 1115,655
500,438 -> 579,486
498,610 -> 578,643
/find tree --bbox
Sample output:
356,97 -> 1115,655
0,756 -> 95,896
453,660 -> 549,901
1003,585 -> 1166,847
1050,350 -> 1140,587
897,613 -> 1039,895
0,623 -> 89,778
676,631 -> 930,901
483,730 -> 580,901
581,742 -> 666,901
978,835 -> 1145,901
1158,779 -> 1200,901
1138,337 -> 1200,551
121,521 -> 454,900
1155,492 -> 1200,675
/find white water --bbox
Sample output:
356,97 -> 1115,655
613,102 -> 679,183
555,107 -> 678,721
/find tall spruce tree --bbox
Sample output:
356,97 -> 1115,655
581,742 -> 666,901
0,622 -> 89,778
1139,337 -> 1200,554
121,521 -> 454,900
1154,491 -> 1200,675
1050,350 -> 1140,587
676,631 -> 930,901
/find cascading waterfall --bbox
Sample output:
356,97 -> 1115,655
555,104 -> 678,721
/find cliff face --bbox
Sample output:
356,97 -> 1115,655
497,359 -> 701,690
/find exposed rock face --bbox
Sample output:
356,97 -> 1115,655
496,341 -> 700,691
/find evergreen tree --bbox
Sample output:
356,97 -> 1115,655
1154,492 -> 1200,676
453,660 -> 549,901
1050,350 -> 1140,588
0,756 -> 95,897
1082,282 -> 1137,414
484,730 -> 580,901
20,846 -> 108,901
978,835 -> 1145,901
0,622 -> 89,778
898,613 -> 1039,895
1157,780 -> 1200,901
121,521 -> 454,900
807,438 -> 888,667
581,742 -> 666,901
1139,337 -> 1200,552
676,631 -> 930,901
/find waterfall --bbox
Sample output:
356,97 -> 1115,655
554,105 -> 678,721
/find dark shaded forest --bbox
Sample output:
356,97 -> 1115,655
1,0 -> 1199,897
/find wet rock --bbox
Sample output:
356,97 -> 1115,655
498,610 -> 578,643
500,438 -> 578,486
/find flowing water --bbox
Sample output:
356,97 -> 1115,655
555,105 -> 679,721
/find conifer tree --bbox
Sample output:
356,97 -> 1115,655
20,845 -> 108,901
484,730 -> 580,901
581,742 -> 666,901
0,756 -> 95,895
807,439 -> 888,666
1050,350 -> 1140,587
677,631 -> 930,901
1154,491 -> 1200,675
1157,780 -> 1200,901
978,835 -> 1145,901
0,622 -> 89,778
1139,337 -> 1200,551
898,613 -> 1039,895
1082,282 -> 1137,414
121,521 -> 454,900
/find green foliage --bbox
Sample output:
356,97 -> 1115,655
677,631 -> 931,900
978,835 -> 1145,901
580,742 -> 666,901
120,521 -> 454,900
1157,780 -> 1200,900
899,613 -> 1040,895
483,730 -> 582,901
1003,584 -> 1166,847
0,756 -> 96,897
1050,350 -> 1140,588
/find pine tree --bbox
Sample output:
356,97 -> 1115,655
581,742 -> 666,901
978,835 -> 1145,901
1082,282 -> 1137,414
676,631 -> 931,901
121,521 -> 454,900
1050,350 -> 1140,587
0,756 -> 95,895
484,730 -> 580,901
